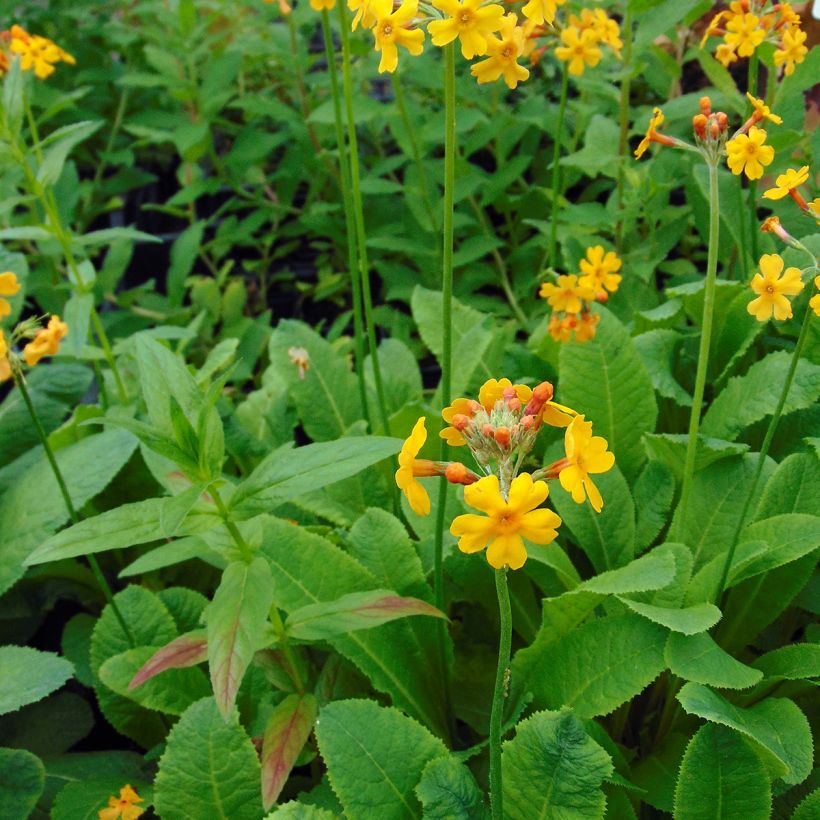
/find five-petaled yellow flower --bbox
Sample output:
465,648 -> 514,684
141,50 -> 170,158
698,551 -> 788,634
763,166 -> 809,201
747,254 -> 804,322
725,126 -> 774,180
520,0 -> 565,26
395,416 -> 436,515
478,377 -> 531,412
348,0 -> 377,30
634,107 -> 666,159
428,0 -> 504,59
470,13 -> 529,90
23,315 -> 69,367
98,784 -> 144,820
9,26 -> 75,79
774,28 -> 807,76
745,93 -> 782,126
724,12 -> 764,57
0,271 -> 21,319
539,274 -> 594,314
450,472 -> 561,569
440,396 -> 477,446
555,25 -> 601,76
578,246 -> 622,295
372,0 -> 424,74
715,43 -> 737,67
558,414 -> 614,512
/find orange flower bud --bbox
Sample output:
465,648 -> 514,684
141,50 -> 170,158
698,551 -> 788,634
482,423 -> 494,438
595,291 -> 609,303
524,381 -> 554,415
494,426 -> 511,448
507,397 -> 521,412
693,113 -> 708,139
521,414 -> 536,430
445,462 -> 479,485
502,386 -> 517,400
699,96 -> 712,116
710,121 -> 721,140
468,400 -> 482,414
452,413 -> 471,431
716,112 -> 728,132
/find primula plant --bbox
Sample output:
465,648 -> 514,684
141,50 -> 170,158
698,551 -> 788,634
0,1 -> 818,819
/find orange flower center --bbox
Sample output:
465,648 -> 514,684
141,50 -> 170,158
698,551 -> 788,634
459,11 -> 471,24
766,285 -> 775,294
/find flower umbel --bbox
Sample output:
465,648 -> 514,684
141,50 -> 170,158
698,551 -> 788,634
98,785 -> 144,820
450,473 -> 561,569
747,253 -> 804,322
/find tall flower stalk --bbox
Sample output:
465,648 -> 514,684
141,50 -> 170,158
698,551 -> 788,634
547,64 -> 569,270
489,566 -> 512,819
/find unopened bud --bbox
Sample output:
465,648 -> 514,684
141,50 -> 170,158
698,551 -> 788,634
693,113 -> 708,140
700,96 -> 711,116
524,381 -> 554,415
482,423 -> 494,438
412,459 -> 440,478
507,397 -> 521,412
467,400 -> 482,414
494,426 -> 511,448
716,112 -> 728,132
445,462 -> 479,485
520,414 -> 536,430
452,413 -> 470,431
595,291 -> 609,303
709,121 -> 720,140
502,386 -> 517,400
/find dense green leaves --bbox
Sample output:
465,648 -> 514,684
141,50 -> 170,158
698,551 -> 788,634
0,647 -> 73,716
0,748 -> 45,820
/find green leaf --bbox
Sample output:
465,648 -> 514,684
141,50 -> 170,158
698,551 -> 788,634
755,453 -> 820,519
676,683 -> 812,784
502,709 -> 613,820
230,437 -> 401,519
793,789 -> 820,820
665,632 -> 762,689
365,339 -> 423,417
558,308 -> 657,479
0,747 -> 45,818
416,757 -> 490,820
155,698 -> 263,820
261,694 -> 318,810
618,599 -> 721,635
129,631 -> 208,689
634,460 -> 675,552
752,644 -> 820,682
62,292 -> 94,358
702,353 -> 820,442
50,777 -> 152,820
674,724 -> 771,820
643,434 -> 749,482
0,428 -> 138,594
634,329 -> 692,406
518,614 -> 667,718
36,121 -> 102,187
61,613 -> 95,687
315,699 -> 447,820
168,221 -> 206,306
160,482 -> 213,537
207,558 -> 275,718
266,805 -> 336,820
0,647 -> 73,716
580,548 -> 676,595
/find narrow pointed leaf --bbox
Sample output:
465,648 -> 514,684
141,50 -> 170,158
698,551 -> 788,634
129,631 -> 208,689
618,599 -> 721,635
665,632 -> 762,689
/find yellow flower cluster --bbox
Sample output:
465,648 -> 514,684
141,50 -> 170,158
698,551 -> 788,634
395,377 -> 614,569
539,246 -> 621,344
700,1 -> 807,75
0,25 -> 75,79
554,8 -> 622,76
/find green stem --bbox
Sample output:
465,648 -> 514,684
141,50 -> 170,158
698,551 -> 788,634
676,160 -> 720,538
715,288 -> 816,604
15,373 -> 134,645
337,2 -> 391,436
490,567 -> 512,820
615,11 -> 633,253
736,177 -> 749,281
320,9 -> 370,427
547,65 -> 569,270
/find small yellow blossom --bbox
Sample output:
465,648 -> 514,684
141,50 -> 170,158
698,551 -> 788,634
747,254 -> 804,322
726,126 -> 774,180
558,415 -> 614,512
440,396 -> 477,446
574,311 -> 600,343
470,13 -> 530,90
98,785 -> 144,820
745,92 -> 782,125
0,271 -> 21,319
700,10 -> 725,48
539,274 -> 594,314
724,12 -> 765,57
428,0 -> 504,59
763,166 -> 809,201
0,330 -> 10,383
774,28 -> 807,76
578,246 -> 622,295
520,0 -> 565,26
569,8 -> 622,56
810,276 -> 820,318
715,42 -> 738,67
478,378 -> 531,412
348,0 -> 377,30
548,313 -> 572,343
9,28 -> 74,79
450,472 -> 561,569
395,417 -> 436,515
555,26 -> 601,76
634,107 -> 672,159
309,0 -> 335,10
23,315 -> 68,367
372,0 -> 424,74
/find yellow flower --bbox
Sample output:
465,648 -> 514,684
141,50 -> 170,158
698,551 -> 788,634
715,42 -> 738,67
568,8 -> 622,56
470,13 -> 529,90
478,378 -> 531,412
310,0 -> 335,9
0,330 -> 10,383
745,92 -> 782,125
372,0 -> 424,74
700,10 -> 726,48
395,417 -> 436,515
520,0 -> 565,26
578,246 -> 622,294
0,271 -> 21,319
428,0 -> 504,59
774,28 -> 807,76
9,31 -> 71,79
634,107 -> 666,159
558,415 -> 614,512
725,126 -> 774,180
724,12 -> 765,58
548,313 -> 572,342
555,26 -> 601,76
440,396 -> 477,446
747,254 -> 804,322
450,473 -> 561,569
574,311 -> 600,343
775,3 -> 802,27
810,276 -> 820,318
539,274 -> 594,314
98,785 -> 144,820
349,0 -> 377,30
763,166 -> 809,201
23,315 -> 68,367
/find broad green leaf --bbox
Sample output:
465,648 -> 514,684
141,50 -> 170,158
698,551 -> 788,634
119,535 -> 223,577
155,698 -> 263,819
755,453 -> 820,520
559,309 -> 657,479
0,692 -> 92,758
365,339 -> 423,416
634,329 -> 692,406
416,757 -> 490,820
261,694 -> 318,810
502,709 -> 613,820
618,599 -> 721,635
677,683 -> 812,784
62,292 -> 93,358
158,586 -> 209,634
548,463 -> 636,572
260,517 -> 450,739
0,747 -> 44,819
50,778 -> 153,820
702,352 -> 820,442
36,120 -> 102,186
752,644 -> 820,682
129,631 -> 208,688
61,614 -> 95,687
168,221 -> 206,306
160,482 -> 213,537
634,460 -> 675,552
0,647 -> 73,716
580,548 -> 676,595
793,789 -> 820,820
674,724 -> 771,820
230,437 -> 401,519
631,732 -> 689,813
643,434 -> 749,482
100,647 -> 210,715
518,614 -> 667,718
0,428 -> 137,595
266,805 -> 336,820
665,632 -> 762,689
315,699 -> 447,820
207,558 -> 275,718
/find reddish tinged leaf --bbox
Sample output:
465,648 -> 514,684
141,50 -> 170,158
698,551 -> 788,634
129,630 -> 208,690
260,693 -> 318,810
285,589 -> 447,641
